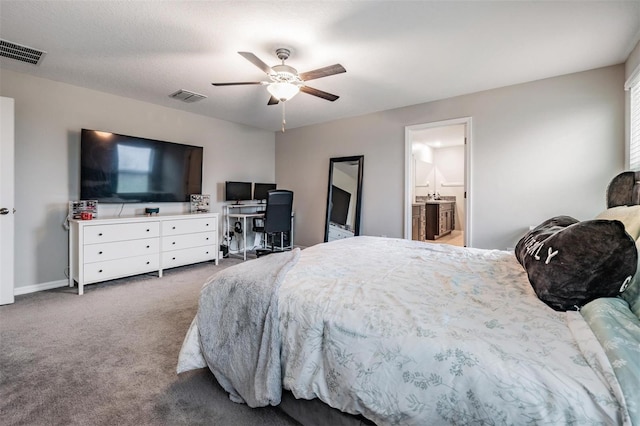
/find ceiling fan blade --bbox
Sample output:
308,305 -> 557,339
211,82 -> 263,86
300,85 -> 340,102
299,64 -> 346,81
267,96 -> 280,105
238,51 -> 274,75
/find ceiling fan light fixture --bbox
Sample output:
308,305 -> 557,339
267,82 -> 300,102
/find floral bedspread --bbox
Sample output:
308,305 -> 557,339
277,237 -> 630,425
581,297 -> 640,424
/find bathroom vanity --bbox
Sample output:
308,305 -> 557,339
425,200 -> 455,240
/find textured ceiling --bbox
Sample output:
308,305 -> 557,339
1,1 -> 639,132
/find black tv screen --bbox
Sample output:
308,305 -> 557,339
225,181 -> 252,203
253,183 -> 276,201
330,185 -> 351,226
80,129 -> 203,203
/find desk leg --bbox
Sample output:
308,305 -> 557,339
243,216 -> 247,261
225,208 -> 230,247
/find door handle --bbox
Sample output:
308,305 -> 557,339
0,208 -> 14,215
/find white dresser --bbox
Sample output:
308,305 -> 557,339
69,213 -> 218,295
328,222 -> 355,241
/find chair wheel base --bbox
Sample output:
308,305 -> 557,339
256,249 -> 274,258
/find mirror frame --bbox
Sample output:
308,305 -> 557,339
324,155 -> 364,242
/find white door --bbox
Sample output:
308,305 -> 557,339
0,97 -> 15,305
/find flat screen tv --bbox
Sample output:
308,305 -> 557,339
253,183 -> 276,201
225,181 -> 252,203
330,185 -> 351,226
80,129 -> 203,203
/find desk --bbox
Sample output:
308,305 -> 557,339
223,204 -> 263,260
227,212 -> 264,261
223,203 -> 294,261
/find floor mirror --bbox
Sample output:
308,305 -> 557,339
324,155 -> 364,242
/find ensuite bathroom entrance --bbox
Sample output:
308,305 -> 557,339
404,118 -> 470,247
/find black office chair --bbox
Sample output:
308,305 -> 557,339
253,190 -> 293,258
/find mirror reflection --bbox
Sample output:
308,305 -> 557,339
324,155 -> 364,242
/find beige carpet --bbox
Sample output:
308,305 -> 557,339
0,259 -> 299,426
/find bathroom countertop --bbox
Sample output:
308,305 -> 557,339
425,199 -> 455,204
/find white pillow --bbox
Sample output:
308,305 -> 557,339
596,205 -> 640,240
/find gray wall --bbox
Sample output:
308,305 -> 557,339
276,65 -> 625,250
0,69 -> 275,292
627,40 -> 640,79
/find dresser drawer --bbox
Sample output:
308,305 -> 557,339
83,238 -> 159,263
162,217 -> 216,236
162,246 -> 216,269
84,222 -> 160,244
83,254 -> 159,284
162,231 -> 215,252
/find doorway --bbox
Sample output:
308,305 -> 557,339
404,117 -> 471,247
1,97 -> 15,305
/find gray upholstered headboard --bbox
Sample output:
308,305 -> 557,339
607,171 -> 640,208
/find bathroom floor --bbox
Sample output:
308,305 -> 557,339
429,230 -> 464,247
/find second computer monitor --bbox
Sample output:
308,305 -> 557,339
254,183 -> 277,202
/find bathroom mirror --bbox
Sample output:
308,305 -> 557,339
324,155 -> 364,242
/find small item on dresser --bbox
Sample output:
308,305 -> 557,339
191,194 -> 211,213
80,211 -> 93,220
145,207 -> 160,216
69,200 -> 98,219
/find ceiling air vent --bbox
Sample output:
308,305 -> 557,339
0,39 -> 47,65
169,89 -> 207,103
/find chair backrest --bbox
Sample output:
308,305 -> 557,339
264,190 -> 293,234
607,171 -> 640,208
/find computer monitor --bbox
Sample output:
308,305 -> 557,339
330,185 -> 351,226
225,181 -> 252,204
253,183 -> 277,202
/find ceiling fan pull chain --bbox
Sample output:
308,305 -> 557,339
282,102 -> 286,132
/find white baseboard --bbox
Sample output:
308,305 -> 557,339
14,279 -> 68,296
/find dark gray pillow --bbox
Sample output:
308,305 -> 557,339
515,216 -> 638,311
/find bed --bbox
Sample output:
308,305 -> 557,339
178,171 -> 640,425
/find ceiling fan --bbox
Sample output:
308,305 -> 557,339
212,48 -> 346,130
212,48 -> 345,104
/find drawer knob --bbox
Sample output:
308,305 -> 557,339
172,257 -> 176,260
146,229 -> 150,232
98,233 -> 103,236
206,223 -> 209,227
98,269 -> 103,273
206,237 -> 209,240
172,226 -> 176,230
146,245 -> 150,249
206,251 -> 209,254
172,242 -> 176,245
146,261 -> 150,265
98,251 -> 103,255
